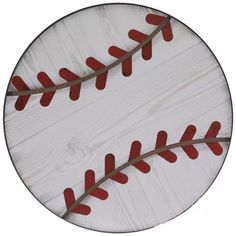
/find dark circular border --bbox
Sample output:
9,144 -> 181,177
3,2 -> 233,233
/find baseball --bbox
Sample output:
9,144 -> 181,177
4,3 -> 232,233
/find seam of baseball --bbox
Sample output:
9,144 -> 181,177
62,136 -> 230,219
7,16 -> 171,97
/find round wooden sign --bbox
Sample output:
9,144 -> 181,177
4,3 -> 232,233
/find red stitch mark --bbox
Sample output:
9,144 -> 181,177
204,121 -> 223,155
11,76 -> 31,111
108,46 -> 132,77
63,188 -> 91,215
146,14 -> 173,41
85,170 -> 108,200
105,154 -> 128,184
129,141 -> 150,173
37,72 -> 56,107
59,68 -> 81,100
180,125 -> 198,159
128,29 -> 152,60
155,131 -> 177,163
86,57 -> 108,90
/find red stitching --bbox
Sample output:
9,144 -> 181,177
180,125 -> 198,159
128,29 -> 152,60
155,131 -> 177,163
105,153 -> 129,184
63,121 -> 224,216
146,14 -> 173,41
204,121 -> 223,155
129,140 -> 151,173
108,46 -> 132,76
11,14 -> 173,111
59,68 -> 81,100
63,188 -> 91,215
86,57 -> 108,90
37,72 -> 56,107
11,76 -> 30,111
85,170 -> 108,200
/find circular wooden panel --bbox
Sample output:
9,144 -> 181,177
4,3 -> 232,233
